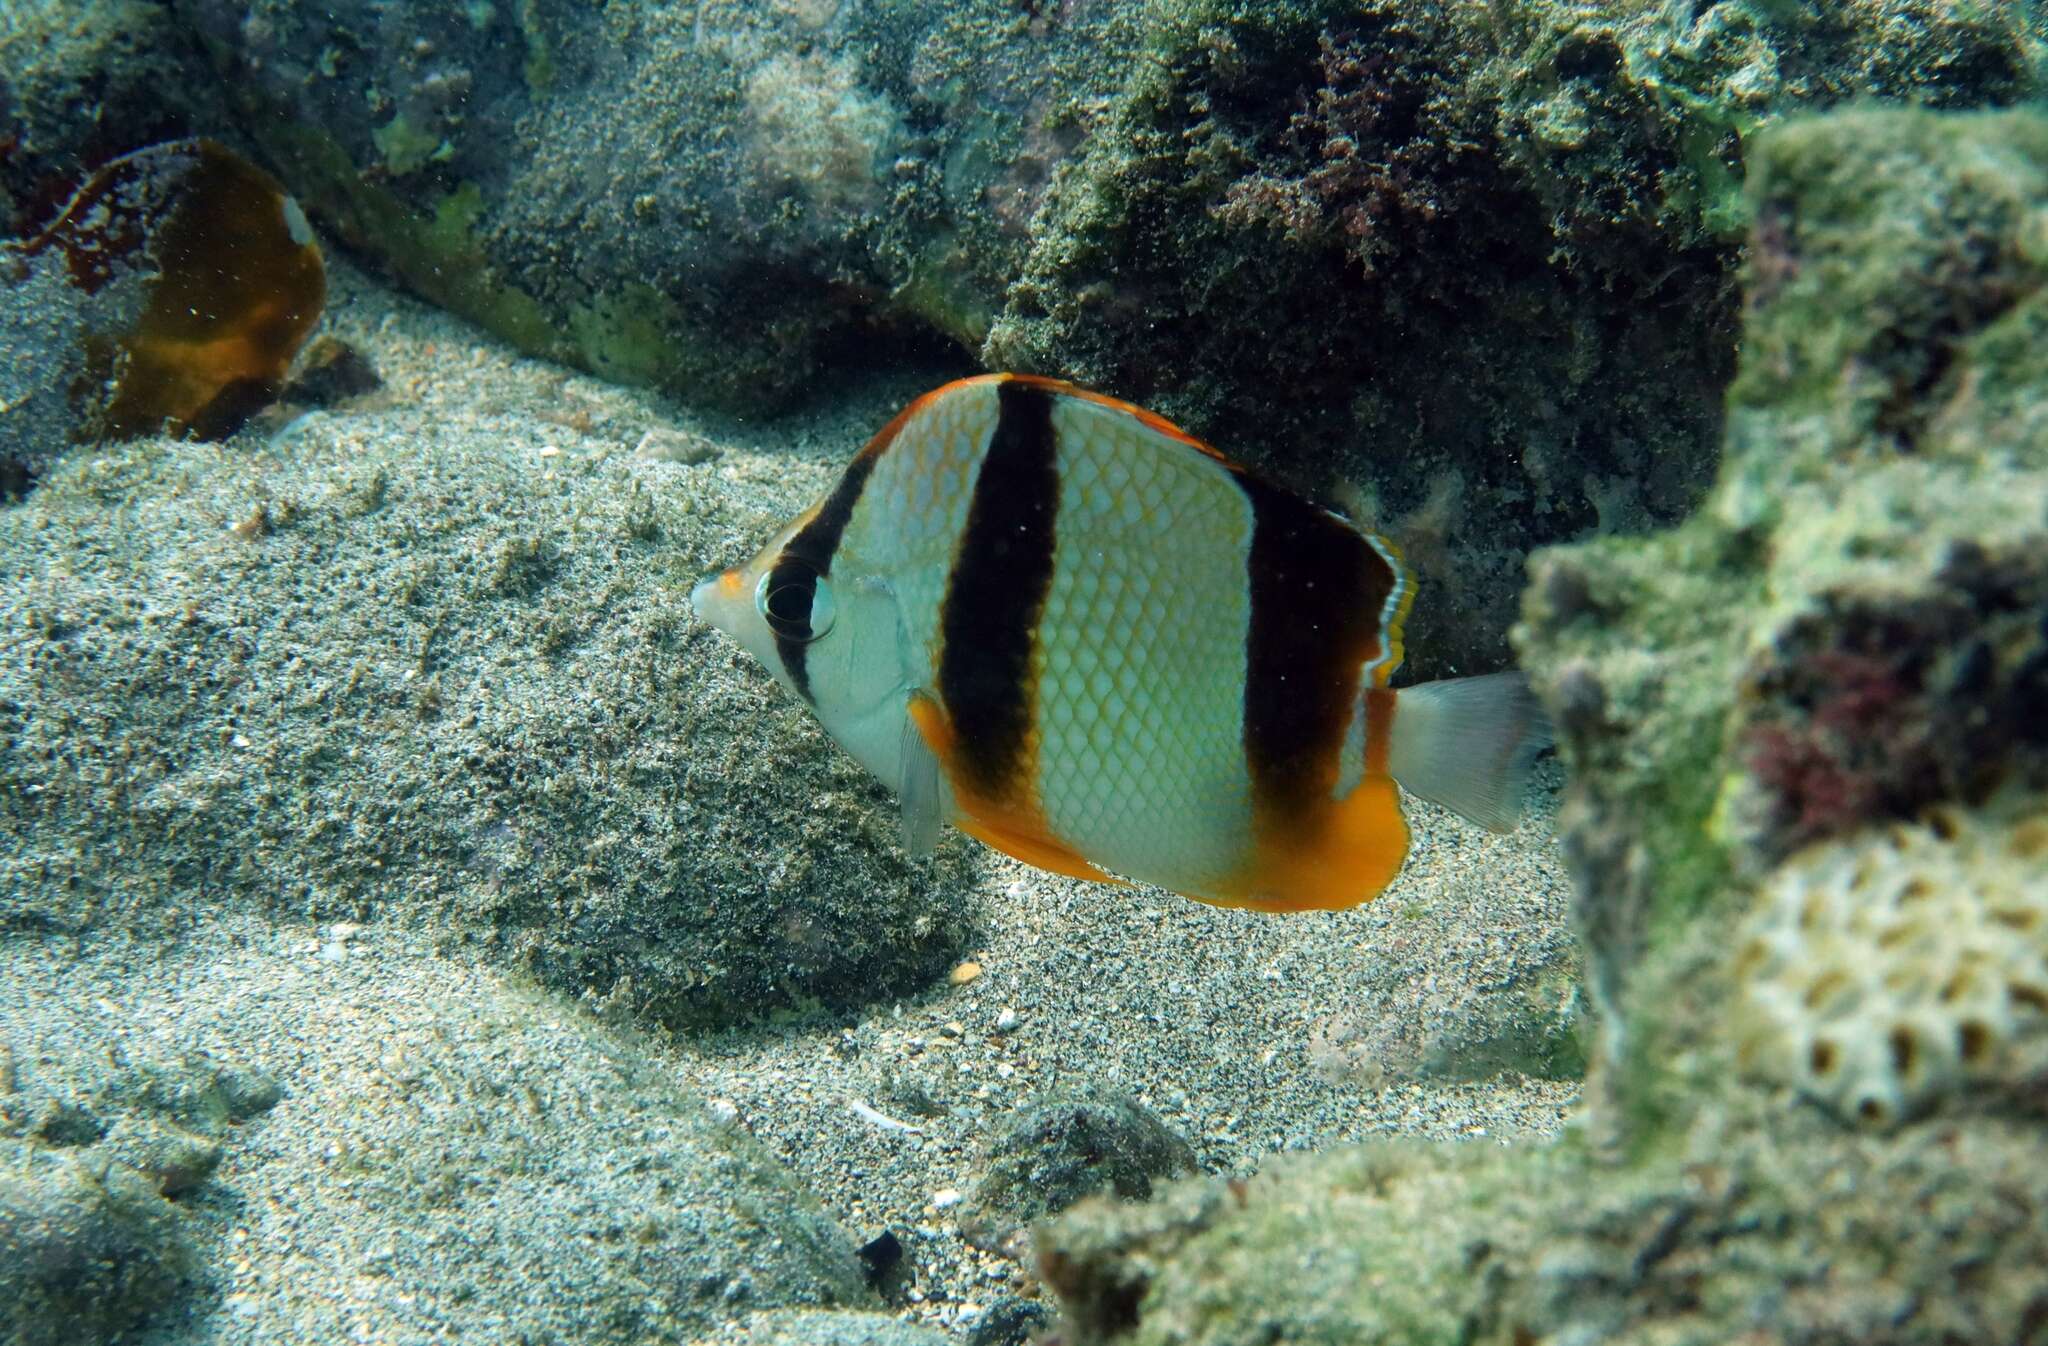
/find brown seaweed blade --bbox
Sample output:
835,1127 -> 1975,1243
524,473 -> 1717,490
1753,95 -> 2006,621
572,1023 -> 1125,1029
15,138 -> 326,442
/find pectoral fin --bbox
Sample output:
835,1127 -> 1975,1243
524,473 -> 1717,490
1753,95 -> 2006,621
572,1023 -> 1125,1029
898,705 -> 942,856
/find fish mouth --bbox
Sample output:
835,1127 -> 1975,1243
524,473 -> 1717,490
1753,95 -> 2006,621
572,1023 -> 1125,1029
688,574 -> 720,622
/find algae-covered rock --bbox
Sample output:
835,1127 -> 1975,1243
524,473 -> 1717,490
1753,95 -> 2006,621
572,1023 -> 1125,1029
1524,103 -> 2048,1105
1027,102 -> 2048,1346
13,1 -> 2041,675
168,0 -> 1077,412
0,0 -> 231,224
0,278 -> 976,1028
970,1089 -> 1200,1236
965,1296 -> 1057,1346
0,1140 -> 194,1346
1039,1103 -> 2048,1346
984,0 -> 2041,674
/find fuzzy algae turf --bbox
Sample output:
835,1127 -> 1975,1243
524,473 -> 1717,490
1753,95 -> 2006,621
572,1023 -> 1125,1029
1031,103 -> 2048,1346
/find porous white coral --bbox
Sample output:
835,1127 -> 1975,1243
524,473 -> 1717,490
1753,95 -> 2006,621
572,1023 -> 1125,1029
1734,797 -> 2048,1127
742,53 -> 899,215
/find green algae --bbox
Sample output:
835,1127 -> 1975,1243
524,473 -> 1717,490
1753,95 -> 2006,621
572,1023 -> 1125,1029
370,110 -> 450,175
516,0 -> 555,95
254,122 -> 565,362
568,282 -> 693,390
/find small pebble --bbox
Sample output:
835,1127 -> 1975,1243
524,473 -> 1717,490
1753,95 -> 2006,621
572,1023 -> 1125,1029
995,1007 -> 1020,1033
635,426 -> 721,465
706,1097 -> 741,1128
941,1021 -> 964,1038
231,506 -> 270,542
932,1188 -> 963,1209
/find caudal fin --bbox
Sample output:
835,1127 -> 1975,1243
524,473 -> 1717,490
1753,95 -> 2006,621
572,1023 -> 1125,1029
1387,672 -> 1553,833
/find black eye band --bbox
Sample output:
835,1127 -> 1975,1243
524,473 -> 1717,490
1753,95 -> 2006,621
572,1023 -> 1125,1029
770,447 -> 878,701
758,558 -> 819,640
761,561 -> 815,635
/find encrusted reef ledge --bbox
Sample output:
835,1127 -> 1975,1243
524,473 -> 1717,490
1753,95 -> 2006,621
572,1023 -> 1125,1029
1030,102 -> 2048,1346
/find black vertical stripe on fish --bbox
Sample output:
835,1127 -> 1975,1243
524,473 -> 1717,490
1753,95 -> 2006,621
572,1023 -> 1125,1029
769,447 -> 882,700
938,380 -> 1061,799
1236,473 -> 1398,815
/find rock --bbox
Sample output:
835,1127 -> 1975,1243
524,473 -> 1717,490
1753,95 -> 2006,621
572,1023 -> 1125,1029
1307,954 -> 1588,1086
281,335 -> 385,407
965,1295 -> 1056,1346
855,1229 -> 905,1288
970,1088 -> 1199,1237
634,426 -> 721,466
112,1051 -> 286,1133
0,1140 -> 193,1346
0,929 -> 883,1342
101,1116 -> 222,1196
731,1308 -> 955,1346
0,278 -> 977,1028
1028,104 -> 2048,1346
1,1035 -> 280,1205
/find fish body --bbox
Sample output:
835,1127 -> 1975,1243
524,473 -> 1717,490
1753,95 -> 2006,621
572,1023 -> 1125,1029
692,374 -> 1549,911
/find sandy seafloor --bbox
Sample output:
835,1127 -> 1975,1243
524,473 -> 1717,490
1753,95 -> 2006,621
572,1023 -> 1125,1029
1,266 -> 1580,1341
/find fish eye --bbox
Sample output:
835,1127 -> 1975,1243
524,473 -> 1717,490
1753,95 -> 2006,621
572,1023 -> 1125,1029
755,564 -> 836,642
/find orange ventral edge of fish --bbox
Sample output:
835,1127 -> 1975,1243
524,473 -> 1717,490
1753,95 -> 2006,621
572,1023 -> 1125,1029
692,374 -> 1553,913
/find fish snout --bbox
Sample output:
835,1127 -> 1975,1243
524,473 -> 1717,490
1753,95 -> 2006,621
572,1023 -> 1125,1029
690,568 -> 749,638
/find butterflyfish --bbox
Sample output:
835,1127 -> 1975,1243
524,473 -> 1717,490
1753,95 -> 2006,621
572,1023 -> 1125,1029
691,374 -> 1552,912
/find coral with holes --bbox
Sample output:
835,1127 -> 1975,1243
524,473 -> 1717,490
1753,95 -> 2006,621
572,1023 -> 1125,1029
1736,799 -> 2048,1127
741,53 -> 902,219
